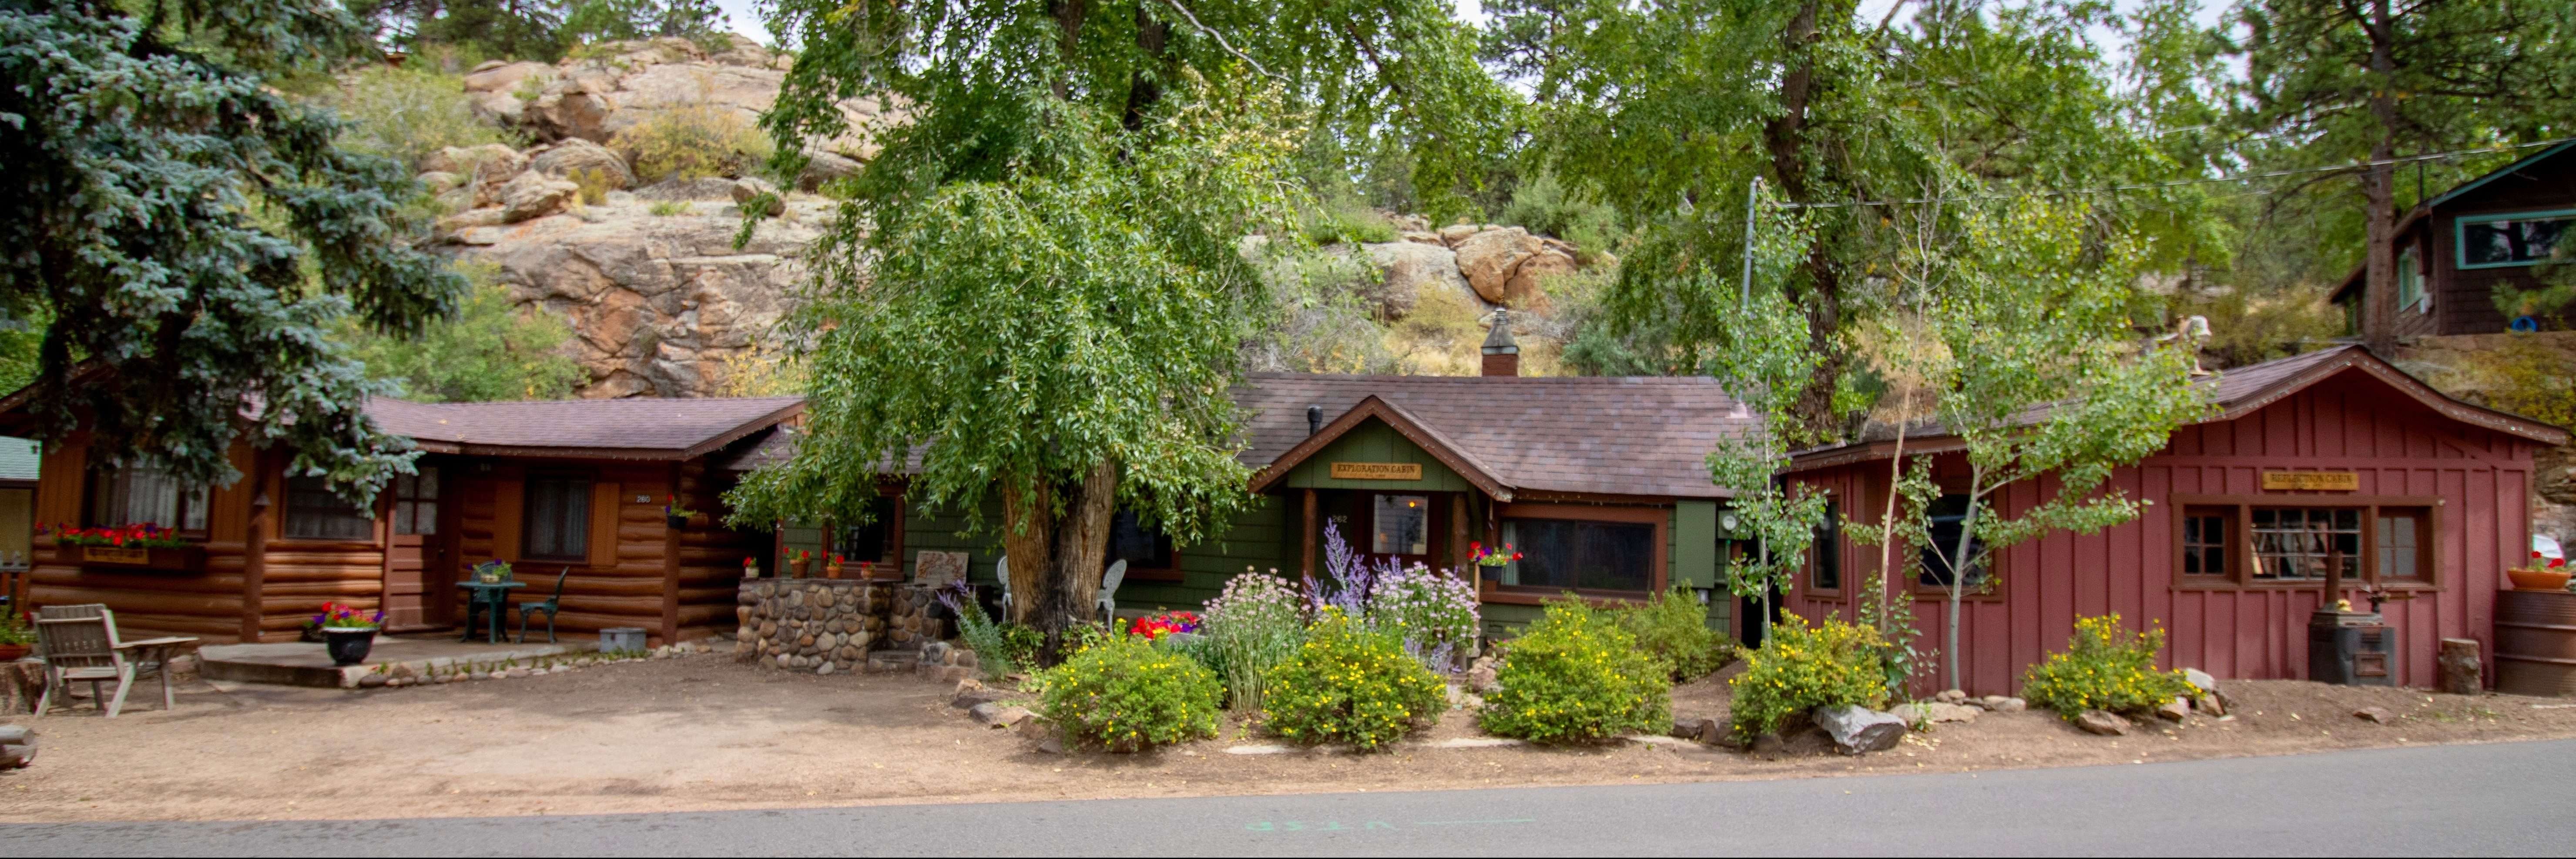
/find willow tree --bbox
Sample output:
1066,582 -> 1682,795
727,0 -> 1508,653
0,0 -> 460,497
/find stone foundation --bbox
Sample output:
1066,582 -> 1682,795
734,579 -> 949,674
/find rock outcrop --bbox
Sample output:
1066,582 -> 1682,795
460,36 -> 896,165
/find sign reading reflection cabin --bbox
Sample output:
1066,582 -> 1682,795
2262,471 -> 2361,492
1331,462 -> 1423,481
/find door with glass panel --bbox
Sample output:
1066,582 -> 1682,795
382,464 -> 446,630
1364,492 -> 1442,569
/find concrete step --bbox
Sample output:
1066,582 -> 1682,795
198,635 -> 598,688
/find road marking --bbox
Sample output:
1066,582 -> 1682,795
1412,818 -> 1537,826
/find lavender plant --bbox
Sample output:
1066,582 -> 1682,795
1367,563 -> 1479,670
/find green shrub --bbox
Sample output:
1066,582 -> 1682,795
1610,586 -> 1734,682
2020,614 -> 2196,718
1034,633 -> 1221,751
611,102 -> 773,183
1477,600 -> 1670,744
330,65 -> 519,169
335,263 -> 587,403
1727,615 -> 1889,741
1261,610 -> 1446,751
1202,569 -> 1306,711
1299,198 -> 1400,245
647,199 -> 692,216
999,624 -> 1044,674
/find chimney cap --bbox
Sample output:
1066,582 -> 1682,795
1480,309 -> 1519,355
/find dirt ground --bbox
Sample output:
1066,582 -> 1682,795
6,654 -> 2576,823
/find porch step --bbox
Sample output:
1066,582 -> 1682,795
198,635 -> 598,689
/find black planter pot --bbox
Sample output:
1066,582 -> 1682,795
322,627 -> 379,666
667,514 -> 690,530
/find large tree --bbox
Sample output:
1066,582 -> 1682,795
0,0 -> 460,497
727,0 -> 1509,653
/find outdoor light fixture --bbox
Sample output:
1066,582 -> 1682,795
1719,511 -> 1741,532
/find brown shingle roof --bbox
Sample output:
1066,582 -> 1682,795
368,396 -> 804,460
1237,373 -> 1756,499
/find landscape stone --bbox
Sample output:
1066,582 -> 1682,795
357,674 -> 388,688
529,137 -> 635,189
1935,689 -> 1969,704
2195,694 -> 2227,718
2077,710 -> 2131,736
2183,668 -> 2217,693
499,171 -> 577,222
1813,705 -> 1907,754
1992,697 -> 2028,713
2354,707 -> 2395,724
2156,698 -> 2190,722
970,703 -> 1032,728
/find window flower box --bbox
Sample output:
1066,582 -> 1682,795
59,544 -> 206,574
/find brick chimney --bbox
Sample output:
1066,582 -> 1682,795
1480,309 -> 1520,377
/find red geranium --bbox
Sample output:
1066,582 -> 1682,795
1128,610 -> 1202,640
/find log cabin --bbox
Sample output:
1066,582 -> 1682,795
2331,140 -> 2576,337
1780,346 -> 2567,694
0,393 -> 799,646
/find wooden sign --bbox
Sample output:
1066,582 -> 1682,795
2262,471 -> 2361,492
1330,462 -> 1422,481
83,547 -> 150,565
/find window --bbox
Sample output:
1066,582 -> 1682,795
1107,508 -> 1174,570
522,473 -> 592,561
392,467 -> 439,536
2250,507 -> 2361,581
837,495 -> 901,573
2376,508 -> 2430,583
1502,517 -> 1656,593
2181,508 -> 2231,578
2459,209 -> 2575,268
87,459 -> 208,532
284,475 -> 376,540
1918,495 -> 1991,591
1371,494 -> 1430,556
2396,246 -> 2425,311
1810,500 -> 1841,593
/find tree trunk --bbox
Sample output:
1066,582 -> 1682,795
1000,479 -> 1055,626
1942,489 -> 1983,692
1762,0 -> 1846,440
1003,462 -> 1119,662
2361,0 -> 2401,356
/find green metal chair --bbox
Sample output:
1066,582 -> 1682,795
516,567 -> 570,644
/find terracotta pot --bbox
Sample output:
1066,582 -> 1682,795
825,563 -> 844,580
790,559 -> 812,578
2509,568 -> 2573,592
0,643 -> 30,662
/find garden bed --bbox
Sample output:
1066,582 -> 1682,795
7,653 -> 2576,824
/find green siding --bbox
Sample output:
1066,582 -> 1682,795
1282,420 -> 1471,492
1120,494 -> 1293,611
902,496 -> 1007,585
1671,501 -> 1718,589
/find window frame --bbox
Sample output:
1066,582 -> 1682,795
832,493 -> 906,580
520,470 -> 595,563
2174,505 -> 2236,589
2455,207 -> 2576,270
392,466 -> 441,537
2395,244 -> 2425,313
2167,495 -> 2442,592
1806,498 -> 1844,600
280,473 -> 381,543
1910,494 -> 2003,602
1480,503 -> 1668,605
84,458 -> 212,537
1105,507 -> 1184,583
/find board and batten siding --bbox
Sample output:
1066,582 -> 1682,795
1786,371 -> 2540,695
1279,421 -> 1474,492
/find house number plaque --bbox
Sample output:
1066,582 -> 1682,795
1330,462 -> 1422,481
2261,471 -> 2360,492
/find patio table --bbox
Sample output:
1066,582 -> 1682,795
455,580 -> 527,644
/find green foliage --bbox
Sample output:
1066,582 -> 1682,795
1203,570 -> 1308,711
1496,172 -> 1621,259
1609,586 -> 1733,682
365,0 -> 576,62
1477,600 -> 1670,744
1259,610 -> 1447,750
328,64 -> 519,169
999,624 -> 1046,674
948,593 -> 1017,680
1035,633 -> 1223,751
2424,336 -> 2576,431
570,167 -> 616,205
1300,196 -> 1401,245
1,0 -> 463,501
613,103 -> 772,183
647,199 -> 691,216
560,0 -> 731,47
0,304 -> 46,395
339,264 -> 585,403
1727,615 -> 1890,741
2020,614 -> 2195,719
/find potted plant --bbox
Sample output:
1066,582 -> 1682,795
2509,551 -> 2571,592
45,522 -> 206,573
0,611 -> 33,662
664,495 -> 698,530
788,549 -> 813,578
825,552 -> 845,579
741,556 -> 760,579
472,559 -> 513,584
311,602 -> 386,666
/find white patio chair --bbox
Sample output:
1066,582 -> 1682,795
994,556 -> 1011,619
1097,559 -> 1128,625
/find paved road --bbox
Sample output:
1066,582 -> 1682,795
7,739 -> 2571,856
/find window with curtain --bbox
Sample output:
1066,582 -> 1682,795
1501,517 -> 1655,593
2459,211 -> 2574,267
523,473 -> 592,560
284,475 -> 376,540
87,459 -> 209,532
2375,508 -> 2430,583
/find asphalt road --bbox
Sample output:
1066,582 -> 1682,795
6,738 -> 2571,856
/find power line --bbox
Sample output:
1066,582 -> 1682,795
1768,137 -> 2576,211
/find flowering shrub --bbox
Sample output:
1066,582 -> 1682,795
310,602 -> 386,630
1203,569 -> 1306,711
2020,614 -> 2195,719
1478,601 -> 1670,744
1365,563 -> 1479,669
47,522 -> 189,549
1727,616 -> 1888,740
1035,633 -> 1222,751
1261,609 -> 1446,751
1129,610 -> 1202,640
1610,586 -> 1734,681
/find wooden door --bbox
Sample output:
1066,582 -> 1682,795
382,465 -> 447,631
1362,490 -> 1444,570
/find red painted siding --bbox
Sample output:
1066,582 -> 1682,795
1788,371 -> 2541,695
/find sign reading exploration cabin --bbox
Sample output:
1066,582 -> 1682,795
1331,462 -> 1424,481
2262,470 -> 2361,492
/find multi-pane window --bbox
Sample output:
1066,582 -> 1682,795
523,473 -> 592,561
2396,246 -> 2425,310
1371,494 -> 1429,556
2250,508 -> 2361,581
2376,509 -> 2428,583
2460,211 -> 2574,267
1501,518 -> 1655,593
392,467 -> 439,536
1918,495 -> 1991,590
87,459 -> 209,532
2181,509 -> 2231,578
837,495 -> 901,573
284,475 -> 376,540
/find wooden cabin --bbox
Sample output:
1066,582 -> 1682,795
1781,346 -> 2568,694
6,395 -> 799,646
2332,141 -> 2576,337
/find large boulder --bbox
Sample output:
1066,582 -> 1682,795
499,171 -> 578,223
530,138 -> 635,190
1812,705 -> 1907,754
487,35 -> 897,160
467,145 -> 531,208
1347,241 -> 1476,320
1503,248 -> 1576,313
1451,226 -> 1564,310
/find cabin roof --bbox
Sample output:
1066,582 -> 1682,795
368,396 -> 805,460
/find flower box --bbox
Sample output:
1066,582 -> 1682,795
61,544 -> 205,573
